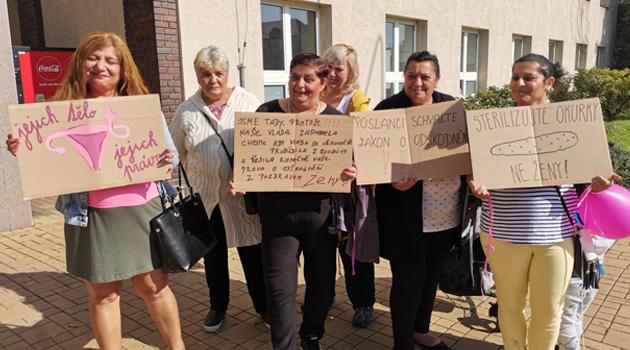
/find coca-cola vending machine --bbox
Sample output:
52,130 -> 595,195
18,49 -> 74,103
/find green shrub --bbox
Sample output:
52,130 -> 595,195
465,69 -> 630,121
608,142 -> 630,189
463,85 -> 514,110
552,69 -> 630,121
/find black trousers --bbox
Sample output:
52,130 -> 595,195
261,212 -> 338,350
389,227 -> 458,350
338,239 -> 375,309
204,206 -> 267,313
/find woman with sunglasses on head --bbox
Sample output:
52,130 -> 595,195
321,43 -> 378,329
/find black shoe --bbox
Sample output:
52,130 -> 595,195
489,302 -> 499,318
300,337 -> 322,350
352,306 -> 373,328
413,339 -> 451,350
202,310 -> 225,333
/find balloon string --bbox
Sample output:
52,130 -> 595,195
577,186 -> 592,208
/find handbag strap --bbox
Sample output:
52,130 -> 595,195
156,163 -> 194,209
200,110 -> 233,168
177,162 -> 194,196
156,181 -> 172,210
554,186 -> 576,227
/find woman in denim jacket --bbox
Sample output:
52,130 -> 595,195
7,32 -> 185,350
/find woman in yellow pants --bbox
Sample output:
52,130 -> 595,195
467,53 -> 618,350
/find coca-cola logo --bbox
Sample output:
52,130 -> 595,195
35,56 -> 63,82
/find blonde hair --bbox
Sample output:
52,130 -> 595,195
194,45 -> 229,76
321,43 -> 360,93
52,32 -> 148,100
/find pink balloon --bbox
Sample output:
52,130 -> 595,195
577,184 -> 630,240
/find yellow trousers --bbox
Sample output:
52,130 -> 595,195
481,232 -> 574,350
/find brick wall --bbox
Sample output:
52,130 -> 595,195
123,0 -> 183,121
17,0 -> 45,49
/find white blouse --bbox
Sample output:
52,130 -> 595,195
422,176 -> 461,232
170,86 -> 262,248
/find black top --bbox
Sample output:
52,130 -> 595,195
373,89 -> 455,110
254,99 -> 343,233
373,90 -> 475,259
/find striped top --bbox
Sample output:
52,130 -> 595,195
479,185 -> 579,245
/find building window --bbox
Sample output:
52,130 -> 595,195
460,30 -> 479,96
575,44 -> 587,69
549,40 -> 563,64
596,46 -> 606,68
385,18 -> 416,97
512,34 -> 532,63
513,36 -> 524,62
261,2 -> 319,101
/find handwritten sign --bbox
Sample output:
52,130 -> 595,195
352,99 -> 470,185
9,95 -> 170,199
466,98 -> 613,189
233,112 -> 353,193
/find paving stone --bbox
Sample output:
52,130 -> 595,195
2,198 -> 630,349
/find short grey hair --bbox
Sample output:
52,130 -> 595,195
194,46 -> 229,75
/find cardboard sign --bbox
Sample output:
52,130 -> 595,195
352,99 -> 470,185
466,98 -> 613,189
9,95 -> 171,199
233,112 -> 353,193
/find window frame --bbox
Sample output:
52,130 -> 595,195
385,17 -> 417,98
512,35 -> 525,63
596,46 -> 606,68
548,39 -> 563,64
575,43 -> 588,69
261,1 -> 321,101
460,30 -> 480,96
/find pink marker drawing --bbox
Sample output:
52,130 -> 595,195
45,105 -> 131,171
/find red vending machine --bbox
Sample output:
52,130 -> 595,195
18,50 -> 74,103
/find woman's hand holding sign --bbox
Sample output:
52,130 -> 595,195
6,134 -> 19,156
591,174 -> 621,193
467,174 -> 491,200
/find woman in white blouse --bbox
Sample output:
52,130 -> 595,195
169,46 -> 267,332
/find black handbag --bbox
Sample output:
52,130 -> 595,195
439,229 -> 493,296
150,163 -> 217,272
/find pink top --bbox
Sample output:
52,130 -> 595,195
88,181 -> 159,208
208,104 -> 226,120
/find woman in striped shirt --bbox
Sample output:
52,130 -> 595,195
467,54 -> 618,350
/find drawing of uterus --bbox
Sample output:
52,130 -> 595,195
46,105 -> 131,171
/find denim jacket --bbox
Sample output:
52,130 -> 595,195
55,115 -> 179,227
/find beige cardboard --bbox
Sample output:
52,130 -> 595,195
9,95 -> 171,199
352,99 -> 470,185
233,112 -> 353,193
466,98 -> 613,190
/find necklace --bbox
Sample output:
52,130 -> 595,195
287,100 -> 320,114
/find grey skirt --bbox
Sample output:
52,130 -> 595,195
64,197 -> 163,283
